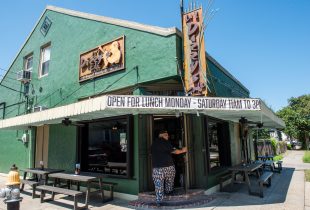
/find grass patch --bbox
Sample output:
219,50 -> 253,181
273,154 -> 283,161
306,170 -> 310,182
303,151 -> 310,163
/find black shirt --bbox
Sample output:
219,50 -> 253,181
151,138 -> 175,168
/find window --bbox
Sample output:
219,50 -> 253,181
80,116 -> 132,177
206,118 -> 231,171
208,121 -> 220,170
24,55 -> 33,71
39,45 -> 51,77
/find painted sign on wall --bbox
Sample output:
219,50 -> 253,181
183,8 -> 207,96
79,36 -> 125,82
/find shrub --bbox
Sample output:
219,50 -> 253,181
273,154 -> 283,161
306,170 -> 310,182
287,143 -> 292,150
303,151 -> 310,163
270,138 -> 278,155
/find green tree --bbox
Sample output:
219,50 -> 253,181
251,128 -> 270,140
277,94 -> 310,149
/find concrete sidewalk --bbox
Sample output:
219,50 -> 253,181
199,150 -> 310,210
0,150 -> 309,210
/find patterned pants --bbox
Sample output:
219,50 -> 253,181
152,165 -> 176,203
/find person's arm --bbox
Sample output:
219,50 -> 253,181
171,147 -> 187,155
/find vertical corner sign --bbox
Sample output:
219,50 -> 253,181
183,7 -> 207,96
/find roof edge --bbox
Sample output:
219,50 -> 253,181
206,53 -> 250,95
46,5 -> 182,37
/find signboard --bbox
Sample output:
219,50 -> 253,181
106,95 -> 261,111
79,36 -> 125,82
183,8 -> 208,96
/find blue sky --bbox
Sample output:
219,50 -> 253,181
0,0 -> 309,111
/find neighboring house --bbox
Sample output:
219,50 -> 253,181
0,6 -> 284,197
269,129 -> 289,141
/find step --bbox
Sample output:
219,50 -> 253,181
138,189 -> 205,202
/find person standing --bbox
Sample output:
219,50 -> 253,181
151,130 -> 187,206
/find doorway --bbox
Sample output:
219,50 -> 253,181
152,115 -> 186,188
35,125 -> 49,168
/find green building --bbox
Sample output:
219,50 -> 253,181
0,6 -> 284,198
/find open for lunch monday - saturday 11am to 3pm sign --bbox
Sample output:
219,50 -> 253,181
106,95 -> 261,111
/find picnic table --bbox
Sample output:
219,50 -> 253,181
228,162 -> 263,196
39,172 -> 115,210
257,155 -> 274,161
20,168 -> 64,198
255,159 -> 282,173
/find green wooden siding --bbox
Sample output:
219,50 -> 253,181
0,7 -> 250,194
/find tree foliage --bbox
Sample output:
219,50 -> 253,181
277,94 -> 310,147
251,128 -> 270,140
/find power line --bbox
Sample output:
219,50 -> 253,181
0,75 -> 21,84
0,84 -> 24,93
0,75 -> 20,82
0,67 -> 18,75
94,66 -> 138,98
1,80 -> 21,88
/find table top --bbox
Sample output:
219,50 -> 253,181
228,163 -> 263,172
257,155 -> 274,159
20,168 -> 64,175
107,162 -> 127,168
49,172 -> 104,182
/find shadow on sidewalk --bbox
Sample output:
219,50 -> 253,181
203,167 -> 295,208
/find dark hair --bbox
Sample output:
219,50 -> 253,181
158,130 -> 168,135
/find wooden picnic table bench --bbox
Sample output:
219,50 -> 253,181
20,179 -> 39,198
257,155 -> 274,161
219,173 -> 232,192
258,171 -> 273,198
263,160 -> 282,173
92,180 -> 118,200
228,163 -> 263,197
276,160 -> 283,172
46,172 -> 114,209
37,185 -> 84,210
20,168 -> 64,198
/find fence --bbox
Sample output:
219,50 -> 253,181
256,139 -> 287,156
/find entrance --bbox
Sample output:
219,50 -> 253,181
35,125 -> 49,168
152,115 -> 186,188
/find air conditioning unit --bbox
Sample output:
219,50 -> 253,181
17,70 -> 32,83
33,106 -> 48,112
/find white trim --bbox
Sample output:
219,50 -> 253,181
46,6 -> 182,37
39,44 -> 51,78
24,54 -> 33,72
0,95 -> 285,130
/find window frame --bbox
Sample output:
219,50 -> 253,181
205,116 -> 231,173
24,53 -> 33,72
39,43 -> 51,78
78,115 -> 133,179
